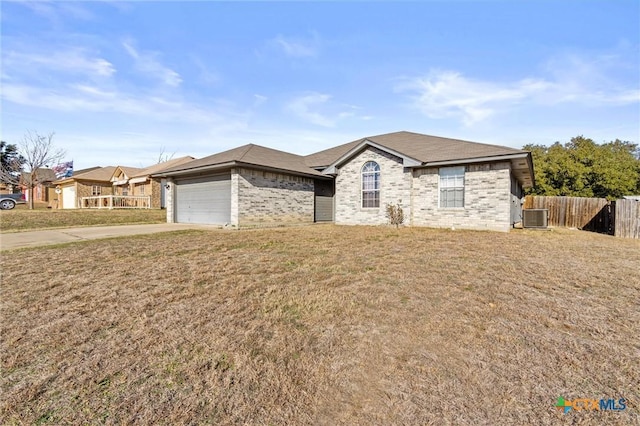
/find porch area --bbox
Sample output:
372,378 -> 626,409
80,195 -> 151,209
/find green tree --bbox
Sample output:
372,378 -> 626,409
524,136 -> 640,200
0,141 -> 26,189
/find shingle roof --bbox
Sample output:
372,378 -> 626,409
158,144 -> 326,178
305,131 -> 526,168
132,156 -> 195,178
155,131 -> 532,186
21,168 -> 57,184
65,166 -> 117,182
304,140 -> 363,169
117,166 -> 144,178
72,166 -> 101,176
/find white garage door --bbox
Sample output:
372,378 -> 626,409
62,186 -> 76,209
175,174 -> 231,224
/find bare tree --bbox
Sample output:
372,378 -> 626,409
157,146 -> 176,164
19,131 -> 66,209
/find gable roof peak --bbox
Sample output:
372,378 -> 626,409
305,130 -> 527,169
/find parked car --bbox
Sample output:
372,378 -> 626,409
0,193 -> 26,210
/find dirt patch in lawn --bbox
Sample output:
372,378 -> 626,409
1,226 -> 638,425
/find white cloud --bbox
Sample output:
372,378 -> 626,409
398,70 -> 534,126
122,39 -> 182,87
3,49 -> 115,78
399,52 -> 639,126
19,0 -> 95,24
1,82 -> 233,125
286,93 -> 335,127
537,53 -> 640,105
271,33 -> 319,58
285,93 -> 372,127
253,94 -> 268,107
0,37 -> 245,148
190,55 -> 220,86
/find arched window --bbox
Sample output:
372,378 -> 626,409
362,161 -> 380,208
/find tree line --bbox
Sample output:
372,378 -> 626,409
524,136 -> 640,200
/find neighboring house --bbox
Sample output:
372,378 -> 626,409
54,157 -> 195,209
55,167 -> 116,209
20,168 -> 58,204
154,131 -> 535,231
0,182 -> 17,194
109,156 -> 194,208
111,166 -> 145,196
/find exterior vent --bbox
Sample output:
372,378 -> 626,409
523,209 -> 548,229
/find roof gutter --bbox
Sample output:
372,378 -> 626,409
152,162 -> 237,178
421,152 -> 530,167
152,161 -> 329,180
423,152 -> 535,188
525,151 -> 535,188
233,162 -> 331,179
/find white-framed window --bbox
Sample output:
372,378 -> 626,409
362,161 -> 380,208
439,166 -> 465,208
91,185 -> 101,196
122,186 -> 129,196
137,184 -> 145,195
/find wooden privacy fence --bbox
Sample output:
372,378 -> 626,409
613,199 -> 640,239
524,196 -> 639,238
523,196 -> 612,233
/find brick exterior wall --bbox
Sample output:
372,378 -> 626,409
411,162 -> 512,232
150,179 -> 162,209
75,181 -> 114,208
335,148 -> 513,231
335,147 -> 412,225
165,150 -> 516,232
76,181 -> 114,198
20,183 -> 52,202
235,168 -> 314,227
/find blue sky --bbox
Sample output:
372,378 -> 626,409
1,1 -> 639,170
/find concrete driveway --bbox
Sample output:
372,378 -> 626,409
0,223 -> 210,250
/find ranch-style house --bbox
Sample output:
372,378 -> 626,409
154,131 -> 534,232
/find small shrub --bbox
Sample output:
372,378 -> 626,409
385,202 -> 405,228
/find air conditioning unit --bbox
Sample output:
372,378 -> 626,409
523,209 -> 548,229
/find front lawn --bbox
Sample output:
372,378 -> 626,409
0,208 -> 166,232
1,225 -> 638,424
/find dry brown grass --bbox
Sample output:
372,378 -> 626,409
1,225 -> 638,425
0,209 -> 166,232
